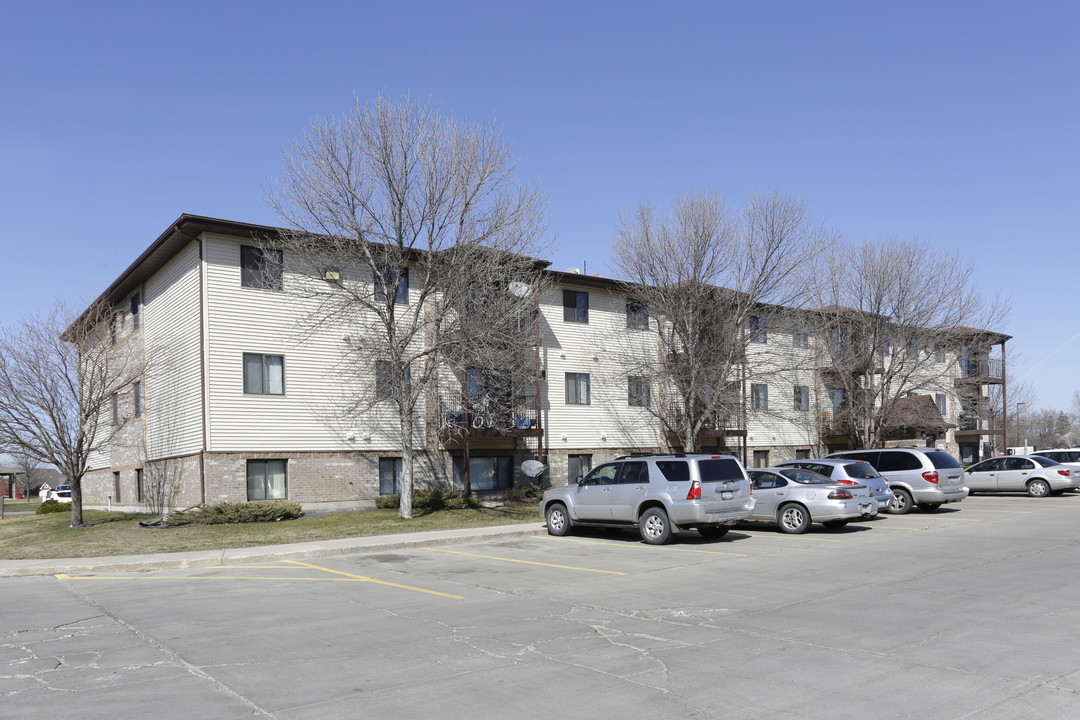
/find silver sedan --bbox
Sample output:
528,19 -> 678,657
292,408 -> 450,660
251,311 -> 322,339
747,467 -> 877,534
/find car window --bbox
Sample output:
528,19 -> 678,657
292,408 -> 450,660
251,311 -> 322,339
698,458 -> 744,483
970,458 -> 1001,472
1003,458 -> 1033,471
655,461 -> 690,483
876,451 -> 922,472
925,451 -> 962,469
751,472 -> 777,489
619,461 -> 648,484
1029,455 -> 1060,467
781,469 -> 832,485
583,464 -> 618,485
836,451 -> 877,465
842,462 -> 881,479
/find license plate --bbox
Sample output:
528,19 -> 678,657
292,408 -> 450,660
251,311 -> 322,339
721,491 -> 734,500
949,477 -> 960,485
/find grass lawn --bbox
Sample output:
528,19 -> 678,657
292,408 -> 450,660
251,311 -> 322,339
0,503 -> 541,560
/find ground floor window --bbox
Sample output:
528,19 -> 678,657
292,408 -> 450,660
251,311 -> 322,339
247,459 -> 287,501
795,449 -> 811,460
753,450 -> 770,468
453,456 -> 513,491
136,468 -> 144,503
379,457 -> 403,495
568,454 -> 592,484
113,471 -> 121,502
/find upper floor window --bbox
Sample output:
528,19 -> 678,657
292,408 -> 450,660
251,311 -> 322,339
935,344 -> 946,363
565,372 -> 590,405
243,353 -> 284,395
793,331 -> 809,348
111,310 -> 125,345
133,381 -> 143,417
375,361 -> 412,399
375,267 -> 409,304
627,376 -> 651,407
936,393 -> 947,416
751,383 -> 768,411
625,300 -> 648,329
794,385 -> 809,411
563,290 -> 589,323
130,294 -> 141,329
240,245 -> 283,291
749,316 -> 766,343
112,393 -> 120,425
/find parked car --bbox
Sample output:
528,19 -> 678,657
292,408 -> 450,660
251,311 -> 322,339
826,447 -> 967,513
539,453 -> 755,544
47,484 -> 72,502
746,467 -> 877,534
775,459 -> 893,511
1034,448 -> 1080,478
964,455 -> 1077,496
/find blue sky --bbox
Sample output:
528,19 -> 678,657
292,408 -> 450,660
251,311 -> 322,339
1,0 -> 1077,411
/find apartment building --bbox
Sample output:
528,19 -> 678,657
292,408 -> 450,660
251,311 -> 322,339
79,215 -> 1008,510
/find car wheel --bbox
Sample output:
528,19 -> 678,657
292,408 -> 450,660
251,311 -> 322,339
639,507 -> 672,544
888,488 -> 913,514
822,519 -> 848,529
917,503 -> 942,511
1027,479 -> 1051,498
778,503 -> 810,534
698,525 -> 729,539
545,504 -> 572,536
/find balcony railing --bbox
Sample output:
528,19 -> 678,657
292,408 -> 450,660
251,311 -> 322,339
437,394 -> 539,434
821,411 -> 852,433
959,358 -> 1003,380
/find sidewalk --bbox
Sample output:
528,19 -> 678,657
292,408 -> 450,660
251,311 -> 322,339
0,522 -> 547,578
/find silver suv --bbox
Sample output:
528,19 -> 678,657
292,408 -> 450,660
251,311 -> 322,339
826,447 -> 967,513
539,453 -> 755,544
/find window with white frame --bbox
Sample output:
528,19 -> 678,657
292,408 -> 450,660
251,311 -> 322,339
247,459 -> 287,501
379,458 -> 402,495
793,385 -> 809,411
627,376 -> 651,407
562,290 -> 589,323
625,300 -> 648,329
565,373 -> 590,405
749,316 -> 766,342
376,361 -> 412,399
936,393 -> 947,416
453,456 -> 513,491
240,245 -> 283,290
243,354 -> 284,395
374,267 -> 409,304
751,383 -> 768,411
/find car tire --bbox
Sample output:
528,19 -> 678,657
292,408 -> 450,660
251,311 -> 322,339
545,504 -> 572,536
917,503 -> 942,511
822,519 -> 848,529
698,525 -> 729,539
888,488 -> 913,514
639,507 -> 673,544
1027,479 -> 1051,498
778,503 -> 810,534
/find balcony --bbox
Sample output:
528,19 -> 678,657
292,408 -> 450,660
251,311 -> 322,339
954,411 -> 1004,438
955,358 -> 1004,385
821,411 -> 852,435
436,394 -> 541,441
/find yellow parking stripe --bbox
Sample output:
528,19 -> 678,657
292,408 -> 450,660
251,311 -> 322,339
960,509 -> 1033,514
722,533 -> 843,543
536,536 -> 748,555
283,560 -> 464,598
423,547 -> 625,574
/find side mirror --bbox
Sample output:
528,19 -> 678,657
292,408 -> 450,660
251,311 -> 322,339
576,476 -> 584,485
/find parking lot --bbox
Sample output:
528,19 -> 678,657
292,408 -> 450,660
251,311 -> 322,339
5,494 -> 1080,719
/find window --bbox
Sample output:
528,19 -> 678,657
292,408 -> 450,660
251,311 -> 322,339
453,456 -> 513,491
379,458 -> 402,495
619,461 -> 648,484
247,459 -> 287,501
112,393 -> 120,426
655,460 -> 690,483
793,331 -> 809,348
562,290 -> 589,323
753,450 -> 770,468
749,316 -> 766,342
111,310 -> 124,344
376,361 -> 412,399
751,383 -> 768,411
243,354 -> 284,395
565,373 -> 590,405
130,293 -> 141,329
240,245 -> 283,290
936,393 -> 947,416
133,381 -> 143,417
795,449 -> 811,459
375,267 -> 409,304
113,471 -> 121,502
628,377 -> 651,407
935,344 -> 946,363
908,338 -> 919,359
568,454 -> 592,484
793,385 -> 809,411
136,468 -> 144,503
625,300 -> 648,329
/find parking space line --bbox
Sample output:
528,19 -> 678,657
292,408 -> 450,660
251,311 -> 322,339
960,509 -> 1033,514
724,533 -> 843,543
534,536 -> 748,555
423,547 -> 626,574
283,560 -> 464,598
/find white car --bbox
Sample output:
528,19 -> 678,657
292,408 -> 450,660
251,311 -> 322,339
48,484 -> 72,503
964,455 -> 1078,497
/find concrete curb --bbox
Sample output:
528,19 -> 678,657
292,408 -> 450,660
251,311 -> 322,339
0,523 -> 548,578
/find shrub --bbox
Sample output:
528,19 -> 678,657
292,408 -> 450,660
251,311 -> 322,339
166,500 -> 303,526
504,484 -> 541,504
37,499 -> 72,514
374,490 -> 480,510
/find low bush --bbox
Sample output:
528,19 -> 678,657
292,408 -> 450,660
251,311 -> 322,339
36,499 -> 72,514
375,489 -> 481,510
166,500 -> 303,526
504,484 -> 542,504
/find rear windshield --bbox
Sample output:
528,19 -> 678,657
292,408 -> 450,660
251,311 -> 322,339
698,458 -> 745,483
781,469 -> 833,485
925,451 -> 962,469
843,462 -> 881,479
1030,455 -> 1061,466
655,461 -> 690,483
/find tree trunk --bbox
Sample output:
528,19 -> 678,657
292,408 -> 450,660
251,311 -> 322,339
70,476 -> 84,527
398,410 -> 414,520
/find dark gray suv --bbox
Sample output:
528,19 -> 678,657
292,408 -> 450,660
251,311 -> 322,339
539,453 -> 755,544
826,447 -> 967,513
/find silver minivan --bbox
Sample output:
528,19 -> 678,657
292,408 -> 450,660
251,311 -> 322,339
827,447 -> 967,513
540,453 -> 755,544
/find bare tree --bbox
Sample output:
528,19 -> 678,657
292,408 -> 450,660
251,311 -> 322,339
0,301 -> 145,526
810,238 -> 1009,449
11,449 -> 43,501
609,191 -> 831,452
268,93 -> 548,518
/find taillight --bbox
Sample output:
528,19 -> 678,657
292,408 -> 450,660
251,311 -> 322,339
1058,469 -> 1071,477
922,471 -> 939,484
837,478 -> 858,485
687,479 -> 702,500
828,489 -> 853,500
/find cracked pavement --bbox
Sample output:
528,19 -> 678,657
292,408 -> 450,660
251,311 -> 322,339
4,495 -> 1080,719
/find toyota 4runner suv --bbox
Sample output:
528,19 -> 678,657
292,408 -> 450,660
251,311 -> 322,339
539,453 -> 755,544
